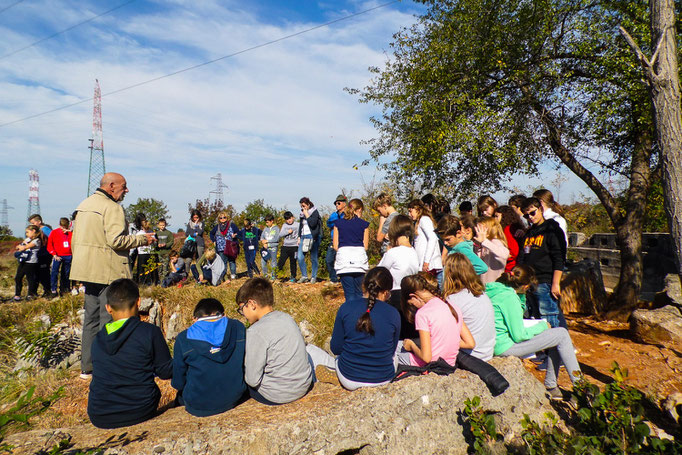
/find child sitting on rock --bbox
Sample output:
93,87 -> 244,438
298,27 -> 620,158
161,251 -> 186,288
87,278 -> 172,429
236,277 -> 313,404
172,298 -> 247,416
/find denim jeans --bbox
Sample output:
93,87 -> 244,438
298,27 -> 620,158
244,246 -> 259,278
326,246 -> 338,282
297,234 -> 320,279
217,252 -> 237,279
339,273 -> 364,301
261,247 -> 278,279
190,265 -> 212,285
534,282 -> 567,329
50,256 -> 72,293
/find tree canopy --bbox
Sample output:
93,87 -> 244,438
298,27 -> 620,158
125,198 -> 170,226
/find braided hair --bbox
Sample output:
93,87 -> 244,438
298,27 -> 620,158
356,267 -> 393,335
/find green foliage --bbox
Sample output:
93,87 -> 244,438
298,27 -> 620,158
234,199 -> 282,227
187,198 -> 235,235
644,180 -> 669,232
0,227 -> 15,241
463,396 -> 501,454
0,386 -> 63,452
125,198 -> 170,226
520,362 -> 682,454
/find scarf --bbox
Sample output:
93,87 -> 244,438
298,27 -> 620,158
219,222 -> 228,236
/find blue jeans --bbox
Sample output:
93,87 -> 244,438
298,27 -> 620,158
535,283 -> 567,329
190,265 -> 212,285
339,273 -> 364,301
244,246 -> 259,277
261,247 -> 278,279
297,234 -> 320,279
217,252 -> 236,279
50,256 -> 71,293
326,246 -> 338,282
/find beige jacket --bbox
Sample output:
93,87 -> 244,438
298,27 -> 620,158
70,190 -> 147,285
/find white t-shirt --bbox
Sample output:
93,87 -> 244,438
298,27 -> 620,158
414,216 -> 442,270
378,245 -> 420,290
446,289 -> 496,361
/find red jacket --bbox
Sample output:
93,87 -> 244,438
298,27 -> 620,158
47,228 -> 72,257
503,225 -> 519,272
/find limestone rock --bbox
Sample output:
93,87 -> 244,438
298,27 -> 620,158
6,357 -> 559,454
630,305 -> 682,349
165,313 -> 181,341
298,320 -> 315,344
139,297 -> 156,312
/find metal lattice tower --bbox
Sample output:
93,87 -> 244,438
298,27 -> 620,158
27,169 -> 40,220
88,79 -> 106,196
209,173 -> 229,205
1,199 -> 13,228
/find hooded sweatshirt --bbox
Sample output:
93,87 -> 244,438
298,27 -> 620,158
485,282 -> 548,356
87,317 -> 172,429
172,316 -> 247,417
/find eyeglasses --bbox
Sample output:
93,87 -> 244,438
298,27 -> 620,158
523,209 -> 538,219
237,302 -> 246,316
219,216 -> 227,220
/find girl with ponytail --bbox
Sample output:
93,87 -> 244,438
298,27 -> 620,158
486,265 -> 582,400
327,267 -> 401,390
397,273 -> 475,367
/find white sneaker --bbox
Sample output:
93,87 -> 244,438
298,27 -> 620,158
79,372 -> 92,380
231,275 -> 236,280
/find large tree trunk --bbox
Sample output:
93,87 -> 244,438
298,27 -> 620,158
650,0 -> 682,274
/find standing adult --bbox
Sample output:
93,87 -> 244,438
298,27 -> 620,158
210,212 -> 239,281
297,197 -> 321,283
70,173 -> 153,379
28,214 -> 53,297
326,195 -> 347,283
185,210 -> 205,276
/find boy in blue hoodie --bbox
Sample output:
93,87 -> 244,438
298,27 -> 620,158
87,278 -> 172,429
172,298 -> 247,416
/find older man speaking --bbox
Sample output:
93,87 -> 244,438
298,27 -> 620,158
70,173 -> 153,378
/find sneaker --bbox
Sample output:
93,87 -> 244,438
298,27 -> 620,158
298,277 -> 309,283
546,387 -> 563,401
71,288 -> 79,296
315,365 -> 340,386
79,372 -> 92,380
536,359 -> 548,371
289,278 -> 296,283
231,275 -> 237,280
12,296 -> 21,302
310,278 -> 317,284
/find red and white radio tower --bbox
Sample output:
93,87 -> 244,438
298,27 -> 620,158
27,169 -> 40,220
87,79 -> 106,196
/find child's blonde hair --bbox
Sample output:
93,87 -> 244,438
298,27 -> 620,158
205,248 -> 217,261
344,198 -> 364,220
476,216 -> 508,248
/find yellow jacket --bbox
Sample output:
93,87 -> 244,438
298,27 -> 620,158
70,190 -> 146,285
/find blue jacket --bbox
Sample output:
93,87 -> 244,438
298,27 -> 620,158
326,211 -> 344,240
87,317 -> 172,429
239,226 -> 262,249
330,298 -> 400,383
210,222 -> 239,253
172,317 -> 247,417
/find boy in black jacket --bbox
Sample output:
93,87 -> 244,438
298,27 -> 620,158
518,197 -> 567,329
87,278 -> 172,429
172,298 -> 247,416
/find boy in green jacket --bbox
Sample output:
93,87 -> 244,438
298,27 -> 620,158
155,218 -> 175,281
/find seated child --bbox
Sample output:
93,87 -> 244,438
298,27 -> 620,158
436,215 -> 489,275
87,278 -> 172,429
172,298 -> 247,416
162,251 -> 187,287
190,248 -> 226,286
237,277 -> 313,404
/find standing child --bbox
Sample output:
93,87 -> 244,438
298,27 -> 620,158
436,215 -> 489,275
87,279 -> 172,428
237,278 -> 313,404
136,219 -> 156,286
260,214 -> 280,280
398,273 -> 475,367
277,211 -> 299,282
407,200 -> 443,287
240,219 -> 262,278
155,218 -> 175,283
474,216 -> 510,284
333,198 -> 370,301
46,217 -> 72,296
374,193 -> 398,255
172,298 -> 246,416
13,225 -> 41,301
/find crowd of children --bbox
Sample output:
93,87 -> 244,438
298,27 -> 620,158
61,188 -> 585,429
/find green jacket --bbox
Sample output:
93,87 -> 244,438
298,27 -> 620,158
485,282 -> 547,355
154,228 -> 175,253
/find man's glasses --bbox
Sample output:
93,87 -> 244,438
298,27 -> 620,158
524,209 -> 537,219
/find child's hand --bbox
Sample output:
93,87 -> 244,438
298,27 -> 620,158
551,282 -> 561,299
403,339 -> 415,352
474,224 -> 488,243
422,262 -> 429,272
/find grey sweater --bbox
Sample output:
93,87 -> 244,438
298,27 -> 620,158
244,311 -> 312,404
279,221 -> 300,247
260,226 -> 280,249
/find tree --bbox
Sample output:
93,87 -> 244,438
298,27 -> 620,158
235,199 -> 282,227
352,0 -> 676,309
0,226 -> 14,240
125,198 -> 170,226
620,0 -> 682,274
187,198 -> 235,235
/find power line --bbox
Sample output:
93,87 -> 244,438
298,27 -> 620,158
0,0 -> 26,15
0,0 -> 400,129
0,0 -> 137,60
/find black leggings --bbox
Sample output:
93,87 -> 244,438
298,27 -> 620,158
277,246 -> 298,279
15,262 -> 39,297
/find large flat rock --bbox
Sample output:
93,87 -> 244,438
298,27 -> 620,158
7,357 -> 557,454
631,305 -> 682,349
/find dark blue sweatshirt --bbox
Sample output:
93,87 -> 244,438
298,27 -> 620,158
172,316 -> 247,417
330,298 -> 400,383
87,317 -> 172,429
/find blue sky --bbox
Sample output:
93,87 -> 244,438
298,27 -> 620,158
0,0 -> 589,235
